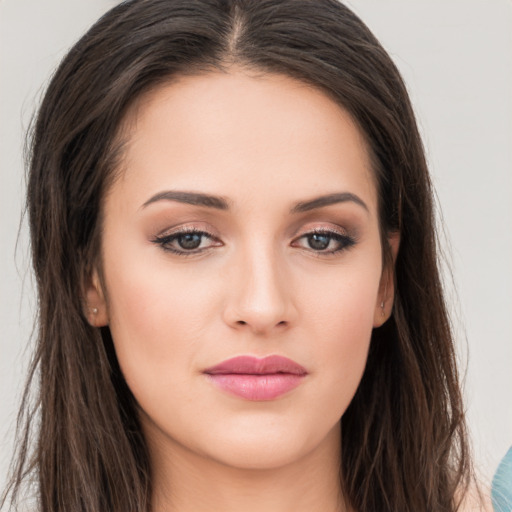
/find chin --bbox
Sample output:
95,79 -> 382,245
205,436 -> 313,471
195,414 -> 341,471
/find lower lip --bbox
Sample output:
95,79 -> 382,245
206,373 -> 305,400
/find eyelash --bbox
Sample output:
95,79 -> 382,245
151,227 -> 356,256
151,228 -> 219,257
292,228 -> 356,255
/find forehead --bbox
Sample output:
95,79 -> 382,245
113,69 -> 377,214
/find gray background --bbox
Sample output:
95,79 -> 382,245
1,0 -> 511,491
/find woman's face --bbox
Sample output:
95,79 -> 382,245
88,70 -> 395,471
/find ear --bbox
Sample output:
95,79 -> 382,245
373,231 -> 400,327
84,268 -> 109,327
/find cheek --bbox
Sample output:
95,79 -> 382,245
103,249 -> 220,396
303,255 -> 380,342
301,262 -> 380,411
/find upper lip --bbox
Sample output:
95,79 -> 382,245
204,355 -> 307,376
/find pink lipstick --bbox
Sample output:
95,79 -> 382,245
204,355 -> 307,401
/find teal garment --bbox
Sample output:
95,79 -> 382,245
492,447 -> 512,512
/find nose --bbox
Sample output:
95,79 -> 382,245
222,244 -> 297,336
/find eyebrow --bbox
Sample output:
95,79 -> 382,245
290,192 -> 369,213
142,190 -> 230,210
141,190 -> 368,213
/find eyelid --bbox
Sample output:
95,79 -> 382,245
292,222 -> 350,239
154,221 -> 218,238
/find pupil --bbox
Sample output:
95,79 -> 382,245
178,233 -> 202,249
308,233 -> 330,250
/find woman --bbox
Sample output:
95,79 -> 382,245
1,0 -> 484,510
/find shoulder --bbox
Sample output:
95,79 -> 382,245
457,484 -> 493,512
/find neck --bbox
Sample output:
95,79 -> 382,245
147,423 -> 347,512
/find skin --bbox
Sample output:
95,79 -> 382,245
86,69 -> 399,512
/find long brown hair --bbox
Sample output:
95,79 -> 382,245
3,1 -> 471,510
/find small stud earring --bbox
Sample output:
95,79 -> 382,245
92,307 -> 98,315
380,301 -> 385,318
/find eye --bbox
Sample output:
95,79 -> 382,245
175,232 -> 203,250
151,229 -> 221,255
292,229 -> 356,254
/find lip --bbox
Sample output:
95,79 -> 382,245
204,355 -> 307,401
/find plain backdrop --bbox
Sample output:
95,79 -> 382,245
1,0 -> 511,492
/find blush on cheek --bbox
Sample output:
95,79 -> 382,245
311,280 -> 376,396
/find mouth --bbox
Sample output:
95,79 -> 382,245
203,355 -> 307,401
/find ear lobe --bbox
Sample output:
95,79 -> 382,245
373,231 -> 400,328
84,268 -> 109,327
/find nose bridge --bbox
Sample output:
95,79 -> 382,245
225,236 -> 295,334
